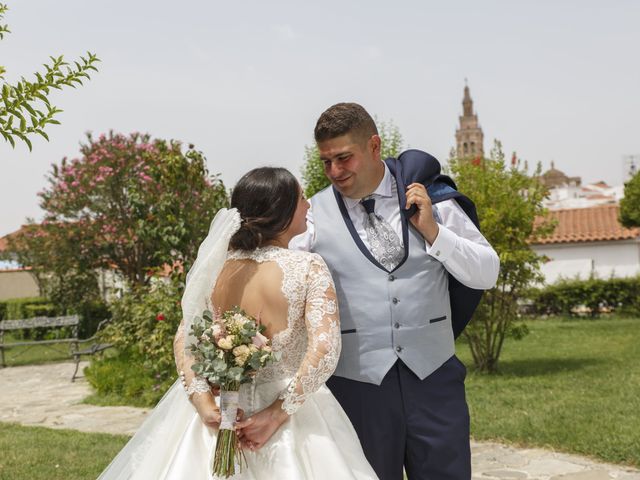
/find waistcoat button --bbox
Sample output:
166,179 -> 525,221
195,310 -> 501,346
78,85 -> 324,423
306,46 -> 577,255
388,275 -> 395,281
394,322 -> 400,329
396,346 -> 403,352
392,297 -> 399,304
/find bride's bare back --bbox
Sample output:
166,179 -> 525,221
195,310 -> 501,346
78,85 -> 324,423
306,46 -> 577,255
175,245 -> 341,414
211,259 -> 289,339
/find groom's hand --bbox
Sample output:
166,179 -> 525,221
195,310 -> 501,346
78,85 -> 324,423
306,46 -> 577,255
406,183 -> 439,244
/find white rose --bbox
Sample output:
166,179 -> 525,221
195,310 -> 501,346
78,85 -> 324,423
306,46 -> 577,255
233,345 -> 250,357
235,353 -> 249,367
217,335 -> 234,350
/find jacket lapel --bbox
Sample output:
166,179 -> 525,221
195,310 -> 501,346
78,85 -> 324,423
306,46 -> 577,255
331,186 -> 389,273
384,157 -> 410,271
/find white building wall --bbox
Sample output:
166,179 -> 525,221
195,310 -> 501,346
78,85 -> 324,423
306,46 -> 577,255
532,240 -> 640,284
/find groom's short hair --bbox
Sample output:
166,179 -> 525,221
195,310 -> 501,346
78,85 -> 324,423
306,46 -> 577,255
314,103 -> 378,145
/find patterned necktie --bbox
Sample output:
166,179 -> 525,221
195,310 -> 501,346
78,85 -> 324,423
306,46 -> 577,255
361,196 -> 404,270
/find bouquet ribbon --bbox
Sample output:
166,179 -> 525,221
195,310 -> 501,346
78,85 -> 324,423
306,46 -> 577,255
220,390 -> 240,430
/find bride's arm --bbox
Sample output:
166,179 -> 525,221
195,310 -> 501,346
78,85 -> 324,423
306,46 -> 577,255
236,254 -> 341,449
279,253 -> 341,414
174,317 -> 221,428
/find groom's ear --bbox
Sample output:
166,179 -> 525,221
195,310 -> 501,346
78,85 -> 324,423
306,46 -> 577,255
368,134 -> 381,158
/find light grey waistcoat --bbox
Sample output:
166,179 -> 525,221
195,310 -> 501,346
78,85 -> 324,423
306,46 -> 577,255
311,186 -> 455,385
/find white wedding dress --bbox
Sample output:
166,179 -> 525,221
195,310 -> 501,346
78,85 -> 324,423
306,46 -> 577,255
98,245 -> 378,480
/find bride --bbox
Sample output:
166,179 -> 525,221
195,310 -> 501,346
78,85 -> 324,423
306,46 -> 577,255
98,167 -> 378,479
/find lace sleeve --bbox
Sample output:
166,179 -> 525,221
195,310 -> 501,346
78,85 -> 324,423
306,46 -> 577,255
280,254 -> 341,415
174,317 -> 211,398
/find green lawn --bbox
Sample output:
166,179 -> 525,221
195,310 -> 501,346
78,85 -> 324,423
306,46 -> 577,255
0,423 -> 129,480
1,317 -> 638,478
459,316 -> 640,467
1,339 -> 71,367
1,332 -> 100,367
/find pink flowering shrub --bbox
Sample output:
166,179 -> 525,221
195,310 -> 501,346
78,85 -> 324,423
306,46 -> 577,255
36,132 -> 229,287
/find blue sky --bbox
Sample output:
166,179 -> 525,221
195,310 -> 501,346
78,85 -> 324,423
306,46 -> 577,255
1,0 -> 639,236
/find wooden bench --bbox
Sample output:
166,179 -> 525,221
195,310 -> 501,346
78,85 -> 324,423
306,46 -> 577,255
0,315 -> 113,381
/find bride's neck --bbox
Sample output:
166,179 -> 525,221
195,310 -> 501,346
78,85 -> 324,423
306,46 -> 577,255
266,233 -> 291,249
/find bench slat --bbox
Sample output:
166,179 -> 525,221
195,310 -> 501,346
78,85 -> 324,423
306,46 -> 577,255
0,315 -> 80,330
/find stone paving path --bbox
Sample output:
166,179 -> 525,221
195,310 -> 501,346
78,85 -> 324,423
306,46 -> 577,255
1,362 -> 639,479
0,361 -> 146,435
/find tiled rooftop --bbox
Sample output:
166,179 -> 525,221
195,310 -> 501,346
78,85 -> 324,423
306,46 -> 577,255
533,204 -> 640,245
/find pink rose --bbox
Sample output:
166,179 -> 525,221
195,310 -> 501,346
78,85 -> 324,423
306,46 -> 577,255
252,332 -> 269,348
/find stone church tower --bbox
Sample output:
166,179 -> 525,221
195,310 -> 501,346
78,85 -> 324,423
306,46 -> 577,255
455,82 -> 484,158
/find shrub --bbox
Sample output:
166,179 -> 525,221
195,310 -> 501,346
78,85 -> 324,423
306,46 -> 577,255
526,276 -> 640,317
84,350 -> 171,407
86,278 -> 182,406
4,297 -> 52,320
71,300 -> 111,339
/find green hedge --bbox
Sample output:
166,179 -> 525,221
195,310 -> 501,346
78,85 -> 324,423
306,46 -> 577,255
3,297 -> 53,320
0,297 -> 110,340
526,276 -> 640,317
74,300 -> 111,339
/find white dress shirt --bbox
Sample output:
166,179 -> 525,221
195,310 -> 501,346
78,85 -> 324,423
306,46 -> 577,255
290,164 -> 500,290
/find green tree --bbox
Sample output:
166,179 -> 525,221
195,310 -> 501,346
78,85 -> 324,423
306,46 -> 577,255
2,221 -> 102,315
619,171 -> 640,228
449,141 -> 555,373
5,132 -> 229,290
0,3 -> 99,150
301,119 -> 404,198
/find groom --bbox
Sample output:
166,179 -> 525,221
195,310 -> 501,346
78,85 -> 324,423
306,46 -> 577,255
293,103 -> 499,479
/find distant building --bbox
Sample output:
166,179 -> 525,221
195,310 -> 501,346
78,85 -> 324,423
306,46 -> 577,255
539,161 -> 582,189
539,163 -> 624,210
455,82 -> 484,159
531,205 -> 640,283
0,234 -> 40,301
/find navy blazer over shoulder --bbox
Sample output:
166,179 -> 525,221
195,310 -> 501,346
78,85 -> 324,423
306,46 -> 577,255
384,149 -> 484,338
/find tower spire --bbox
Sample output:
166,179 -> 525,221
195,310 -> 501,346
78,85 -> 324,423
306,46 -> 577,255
455,81 -> 484,158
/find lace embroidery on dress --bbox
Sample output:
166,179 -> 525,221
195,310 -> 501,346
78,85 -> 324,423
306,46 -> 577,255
225,246 -> 341,415
174,323 -> 210,398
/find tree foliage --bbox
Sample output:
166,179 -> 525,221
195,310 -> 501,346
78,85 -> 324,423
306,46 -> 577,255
449,141 -> 555,373
5,132 -> 229,292
0,3 -> 99,150
301,119 -> 404,198
619,171 -> 640,228
2,222 -> 103,315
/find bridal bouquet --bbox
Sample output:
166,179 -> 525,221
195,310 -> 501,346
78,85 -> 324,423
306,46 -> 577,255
189,307 -> 279,478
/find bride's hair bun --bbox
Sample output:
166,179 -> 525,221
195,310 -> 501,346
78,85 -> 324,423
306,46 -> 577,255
228,167 -> 300,251
230,218 -> 263,250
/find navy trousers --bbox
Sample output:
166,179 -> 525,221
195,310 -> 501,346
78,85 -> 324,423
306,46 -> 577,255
326,356 -> 471,480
